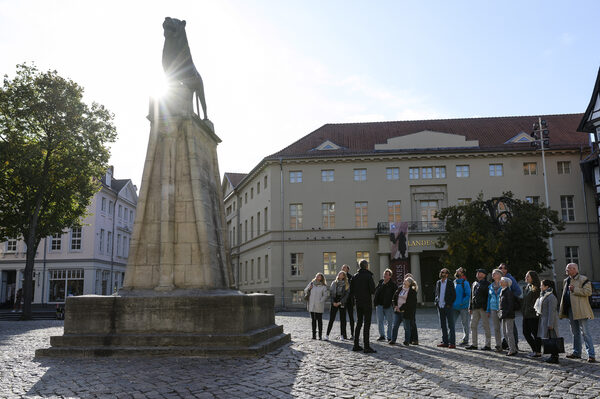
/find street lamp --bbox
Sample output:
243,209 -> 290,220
531,117 -> 557,288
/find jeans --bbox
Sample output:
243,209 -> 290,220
376,305 -> 394,340
502,318 -> 517,353
354,304 -> 373,348
454,308 -> 471,344
310,312 -> 323,338
569,309 -> 596,358
470,308 -> 491,348
326,304 -> 347,338
390,312 -> 403,343
489,310 -> 502,349
523,317 -> 541,353
438,306 -> 455,345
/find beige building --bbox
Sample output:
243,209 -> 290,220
223,113 -> 600,307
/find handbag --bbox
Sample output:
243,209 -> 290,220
542,330 -> 565,354
303,286 -> 311,302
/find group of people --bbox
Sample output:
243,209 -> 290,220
434,262 -> 596,364
304,259 -> 596,363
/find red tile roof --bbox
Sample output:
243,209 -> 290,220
224,172 -> 248,188
268,113 -> 588,159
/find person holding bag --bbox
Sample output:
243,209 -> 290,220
535,279 -> 561,364
325,271 -> 350,340
304,273 -> 329,340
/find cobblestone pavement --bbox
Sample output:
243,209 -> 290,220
1,308 -> 599,399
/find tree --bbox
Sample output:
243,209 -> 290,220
0,64 -> 116,319
436,192 -> 565,281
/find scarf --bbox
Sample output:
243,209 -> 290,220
534,288 -> 553,316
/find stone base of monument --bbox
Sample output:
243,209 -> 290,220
35,291 -> 290,358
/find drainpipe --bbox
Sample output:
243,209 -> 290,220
580,146 -> 595,280
110,191 -> 119,293
41,238 -> 47,306
280,158 -> 285,309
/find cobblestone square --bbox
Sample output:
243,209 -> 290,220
1,308 -> 599,398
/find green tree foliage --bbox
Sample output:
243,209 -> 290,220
0,64 -> 116,319
436,192 -> 565,282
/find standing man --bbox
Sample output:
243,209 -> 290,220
341,264 -> 355,339
350,259 -> 376,353
559,263 -> 596,363
374,269 -> 397,342
499,263 -> 520,348
435,268 -> 457,348
466,269 -> 491,350
453,267 -> 471,346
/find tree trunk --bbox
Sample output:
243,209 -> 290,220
21,233 -> 40,320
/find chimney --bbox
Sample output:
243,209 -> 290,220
106,166 -> 113,187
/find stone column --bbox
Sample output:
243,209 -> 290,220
378,253 -> 389,280
410,253 -> 423,303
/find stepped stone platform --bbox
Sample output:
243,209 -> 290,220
35,290 -> 290,358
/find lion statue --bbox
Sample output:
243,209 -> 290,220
162,17 -> 208,120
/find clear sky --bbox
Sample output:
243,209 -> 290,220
1,0 -> 599,188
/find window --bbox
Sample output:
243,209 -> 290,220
6,239 -> 17,252
356,251 -> 370,266
264,207 -> 268,232
323,252 -> 337,275
108,201 -> 114,215
420,201 -> 439,223
292,290 -> 305,304
51,233 -> 62,251
251,259 -> 254,282
523,162 -> 537,175
101,197 -> 107,212
70,227 -> 82,251
321,169 -> 334,182
250,217 -> 254,239
257,182 -> 260,194
117,234 -> 122,256
265,255 -> 269,281
124,207 -> 129,221
409,167 -> 419,179
435,166 -> 446,179
557,161 -> 571,175
355,202 -> 368,228
244,261 -> 248,282
525,196 -> 540,205
291,253 -> 304,276
257,212 -> 261,235
123,236 -> 129,257
251,187 -> 254,199
107,231 -> 112,254
457,198 -> 471,206
565,246 -> 579,265
264,175 -> 268,189
244,220 -> 248,242
422,167 -> 433,179
456,165 -> 470,177
386,167 -> 399,180
354,169 -> 367,181
49,269 -> 84,302
244,193 -> 248,204
130,210 -> 134,222
232,226 -> 236,246
257,257 -> 261,280
322,203 -> 335,228
290,171 -> 303,183
489,164 -> 503,176
118,204 -> 123,218
99,229 -> 105,253
387,201 -> 401,224
560,195 -> 575,221
290,204 -> 303,229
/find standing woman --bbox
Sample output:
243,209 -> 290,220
325,271 -> 350,340
498,277 -> 518,356
522,270 -> 541,357
399,277 -> 418,345
304,273 -> 329,340
536,279 -> 560,363
487,269 -> 504,352
405,273 -> 419,345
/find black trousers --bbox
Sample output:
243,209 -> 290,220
346,301 -> 355,335
410,318 -> 419,343
326,305 -> 347,337
523,317 -> 541,353
354,304 -> 372,348
310,312 -> 323,338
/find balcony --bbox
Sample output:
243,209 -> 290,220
376,221 -> 446,234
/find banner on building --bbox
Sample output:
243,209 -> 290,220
390,221 -> 408,260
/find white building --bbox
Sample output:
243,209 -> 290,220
0,167 -> 138,307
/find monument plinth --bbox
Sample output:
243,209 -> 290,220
36,17 -> 289,357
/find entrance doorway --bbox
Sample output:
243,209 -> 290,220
1,270 -> 17,309
419,252 -> 443,303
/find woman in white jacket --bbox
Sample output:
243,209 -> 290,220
304,273 -> 329,340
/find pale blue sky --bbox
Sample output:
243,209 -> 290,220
1,0 -> 598,187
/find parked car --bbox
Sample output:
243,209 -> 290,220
590,282 -> 600,308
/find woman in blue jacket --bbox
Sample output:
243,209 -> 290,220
487,269 -> 503,352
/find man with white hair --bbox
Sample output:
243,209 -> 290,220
559,263 -> 596,363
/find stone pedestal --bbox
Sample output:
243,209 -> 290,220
36,85 -> 290,357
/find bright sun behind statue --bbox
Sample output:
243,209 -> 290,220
150,74 -> 170,98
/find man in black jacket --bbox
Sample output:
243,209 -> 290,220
466,269 -> 491,350
350,259 -> 376,353
374,268 -> 397,342
435,268 -> 457,348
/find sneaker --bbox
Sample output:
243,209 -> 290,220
448,345 -> 456,349
506,351 -> 517,356
465,345 -> 478,350
377,336 -> 386,341
526,352 -> 536,358
458,341 -> 468,346
403,342 -> 410,346
481,346 -> 492,351
352,345 -> 363,352
364,347 -> 377,354
410,341 -> 419,345
566,353 -> 581,359
588,357 -> 596,363
437,343 -> 449,348
324,335 -> 329,341
388,341 -> 396,345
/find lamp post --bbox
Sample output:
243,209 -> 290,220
531,117 -> 557,288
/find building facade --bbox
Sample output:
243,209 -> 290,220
224,114 -> 600,307
0,167 -> 138,307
